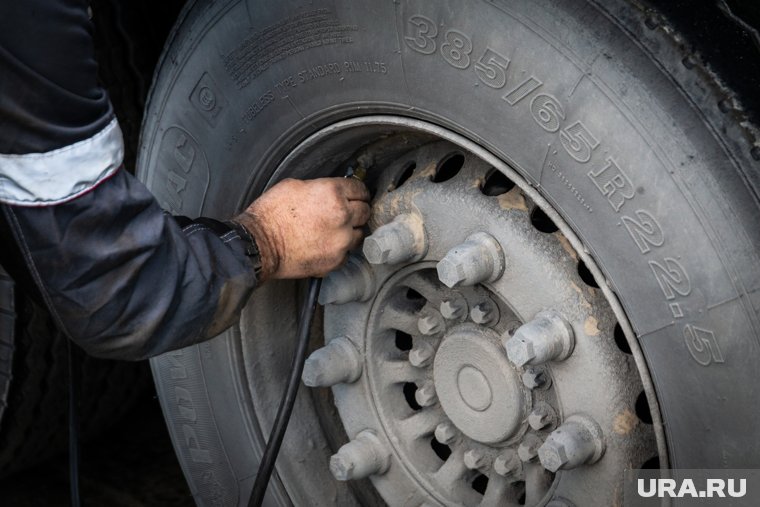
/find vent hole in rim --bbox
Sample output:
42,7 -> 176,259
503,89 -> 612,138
635,391 -> 653,424
614,323 -> 632,354
432,153 -> 465,183
395,330 -> 413,351
403,382 -> 422,411
641,456 -> 660,469
530,207 -> 559,233
578,260 -> 599,288
516,481 -> 526,504
390,161 -> 416,191
404,287 -> 427,313
406,287 -> 425,302
430,438 -> 452,461
480,168 -> 515,196
471,474 -> 489,495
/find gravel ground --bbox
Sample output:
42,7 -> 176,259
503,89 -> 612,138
0,390 -> 193,506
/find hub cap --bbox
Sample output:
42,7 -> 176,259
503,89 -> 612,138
435,326 -> 525,444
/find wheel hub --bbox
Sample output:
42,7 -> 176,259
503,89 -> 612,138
434,326 -> 526,444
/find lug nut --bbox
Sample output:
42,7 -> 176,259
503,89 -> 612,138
504,310 -> 575,367
464,449 -> 489,471
470,300 -> 498,326
363,213 -> 427,265
409,341 -> 435,368
434,422 -> 457,444
417,310 -> 444,336
528,403 -> 556,431
439,295 -> 467,320
415,381 -> 437,407
538,414 -> 605,472
302,337 -> 362,387
436,232 -> 506,288
329,430 -> 390,481
522,367 -> 550,390
517,434 -> 543,462
318,255 -> 374,305
493,450 -> 522,478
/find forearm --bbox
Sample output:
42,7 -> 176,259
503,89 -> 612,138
2,169 -> 258,360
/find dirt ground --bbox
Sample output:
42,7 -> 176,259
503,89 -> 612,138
0,390 -> 193,507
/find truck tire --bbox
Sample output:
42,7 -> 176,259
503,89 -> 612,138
140,0 -> 760,505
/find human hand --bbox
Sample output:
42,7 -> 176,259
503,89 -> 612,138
233,177 -> 370,280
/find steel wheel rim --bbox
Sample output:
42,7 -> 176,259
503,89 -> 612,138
242,114 -> 666,506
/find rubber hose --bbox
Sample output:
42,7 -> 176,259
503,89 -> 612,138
248,277 -> 322,507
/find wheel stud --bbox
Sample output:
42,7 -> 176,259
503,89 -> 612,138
318,255 -> 375,305
417,310 -> 444,336
493,450 -> 522,478
470,300 -> 498,326
517,434 -> 543,462
439,295 -> 467,320
409,341 -> 435,368
522,367 -> 550,390
434,422 -> 458,445
464,449 -> 489,471
363,213 -> 427,265
415,381 -> 437,407
528,402 -> 556,431
538,415 -> 605,472
504,311 -> 574,367
302,337 -> 362,387
329,430 -> 390,481
436,232 -> 505,288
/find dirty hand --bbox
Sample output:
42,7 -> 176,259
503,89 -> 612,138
233,177 -> 371,280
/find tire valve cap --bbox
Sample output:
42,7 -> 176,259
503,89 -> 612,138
363,213 -> 427,265
504,310 -> 574,367
302,337 -> 363,387
329,430 -> 390,481
538,414 -> 605,472
318,256 -> 375,305
436,232 -> 505,288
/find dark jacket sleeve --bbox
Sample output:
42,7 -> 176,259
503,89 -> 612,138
1,171 -> 258,360
0,0 -> 259,360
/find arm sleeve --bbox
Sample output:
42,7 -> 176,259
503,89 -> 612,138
0,0 -> 259,360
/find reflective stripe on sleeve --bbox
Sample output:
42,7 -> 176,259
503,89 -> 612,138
0,118 -> 123,206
